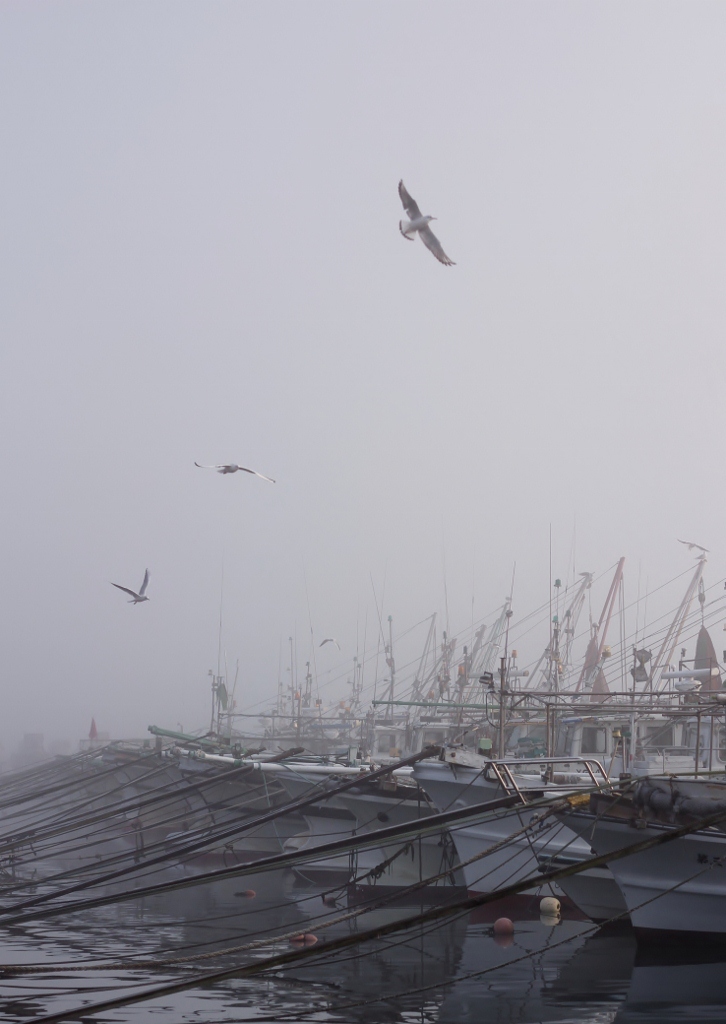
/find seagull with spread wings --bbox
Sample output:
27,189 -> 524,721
319,638 -> 341,650
678,539 -> 709,554
111,569 -> 150,604
195,462 -> 275,483
398,180 -> 455,266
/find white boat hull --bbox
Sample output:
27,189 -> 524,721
564,809 -> 726,935
414,760 -> 626,920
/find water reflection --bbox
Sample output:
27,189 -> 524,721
616,944 -> 726,1023
439,915 -> 604,1024
2,872 -> 726,1022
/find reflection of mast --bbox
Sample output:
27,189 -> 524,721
652,556 -> 707,690
576,557 -> 625,698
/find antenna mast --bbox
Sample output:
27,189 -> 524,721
652,556 -> 707,690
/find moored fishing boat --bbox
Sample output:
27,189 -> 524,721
558,774 -> 726,936
413,748 -> 627,921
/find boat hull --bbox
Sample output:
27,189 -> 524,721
563,809 -> 726,936
414,760 -> 626,920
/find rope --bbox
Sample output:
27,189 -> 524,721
22,799 -> 726,1024
234,851 -> 726,1024
0,801 -> 561,974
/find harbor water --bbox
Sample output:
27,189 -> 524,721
1,869 -> 725,1023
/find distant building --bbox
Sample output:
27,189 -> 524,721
11,733 -> 46,769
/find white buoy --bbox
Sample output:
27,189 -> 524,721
540,896 -> 561,915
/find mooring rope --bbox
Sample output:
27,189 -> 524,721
22,795 -> 726,1024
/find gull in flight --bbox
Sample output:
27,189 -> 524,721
319,638 -> 341,650
195,462 -> 275,483
398,180 -> 455,266
111,569 -> 150,604
678,539 -> 709,555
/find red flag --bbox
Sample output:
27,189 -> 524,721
89,718 -> 98,741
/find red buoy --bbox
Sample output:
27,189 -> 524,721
493,918 -> 514,947
289,933 -> 318,947
322,895 -> 337,907
235,889 -> 256,899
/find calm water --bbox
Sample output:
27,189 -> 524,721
0,870 -> 724,1023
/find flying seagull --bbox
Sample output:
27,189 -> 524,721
111,569 -> 150,604
195,462 -> 275,483
678,539 -> 709,554
319,638 -> 341,650
398,180 -> 455,266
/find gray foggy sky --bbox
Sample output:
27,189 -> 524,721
2,1 -> 726,745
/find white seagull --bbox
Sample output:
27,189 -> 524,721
398,180 -> 455,266
111,569 -> 150,604
678,539 -> 709,555
319,638 -> 341,650
195,462 -> 275,483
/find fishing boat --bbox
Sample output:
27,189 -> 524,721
413,747 -> 626,921
558,773 -> 726,936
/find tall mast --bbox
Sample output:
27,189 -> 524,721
576,557 -> 625,696
468,598 -> 511,696
276,643 -> 284,717
652,555 -> 707,690
530,572 -> 593,691
385,614 -> 396,704
559,572 -> 593,681
410,614 -> 437,702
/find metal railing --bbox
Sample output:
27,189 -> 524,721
480,756 -> 609,800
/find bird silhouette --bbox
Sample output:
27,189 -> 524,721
195,462 -> 275,483
398,180 -> 455,266
111,569 -> 150,604
677,539 -> 709,555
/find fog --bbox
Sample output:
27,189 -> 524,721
2,1 -> 726,751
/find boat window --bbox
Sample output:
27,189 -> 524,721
555,724 -> 577,756
580,726 -> 606,754
516,728 -> 546,758
643,725 -> 674,749
376,732 -> 396,753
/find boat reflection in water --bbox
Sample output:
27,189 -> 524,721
438,907 -> 616,1024
616,944 -> 726,1023
6,868 -> 726,1023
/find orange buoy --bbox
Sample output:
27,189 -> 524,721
322,895 -> 337,907
493,917 -> 514,947
235,889 -> 256,899
289,933 -> 318,947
